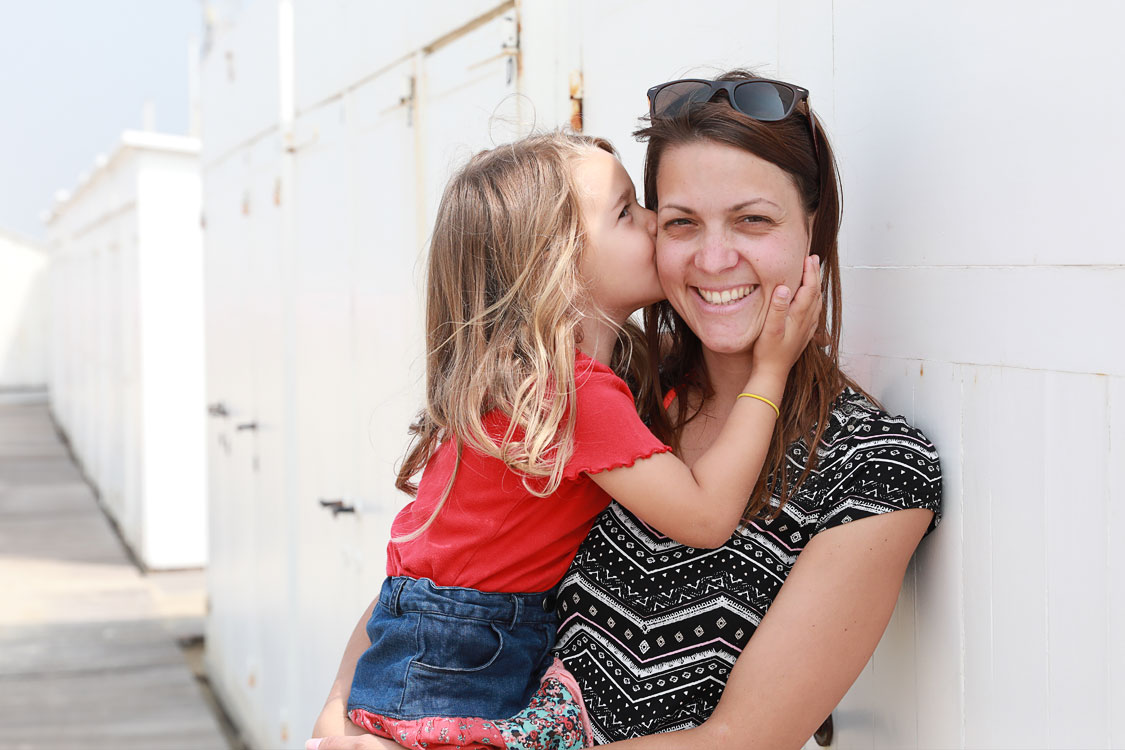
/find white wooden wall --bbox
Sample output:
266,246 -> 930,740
0,229 -> 48,390
45,133 -> 207,571
199,2 -> 1124,748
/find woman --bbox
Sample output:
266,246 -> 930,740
311,70 -> 941,750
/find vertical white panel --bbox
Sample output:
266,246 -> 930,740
78,243 -> 94,474
105,241 -> 125,515
202,142 -> 262,741
1043,372 -> 1109,748
960,365 -> 997,748
1109,377 -> 1125,749
94,244 -> 108,493
120,212 -> 143,552
290,101 -> 365,744
909,361 -> 964,750
990,367 -> 1050,747
244,134 -> 295,748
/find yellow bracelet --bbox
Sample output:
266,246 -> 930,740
736,392 -> 780,419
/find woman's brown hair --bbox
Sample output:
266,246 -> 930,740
638,70 -> 870,521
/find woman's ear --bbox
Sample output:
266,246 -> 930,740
806,211 -> 817,252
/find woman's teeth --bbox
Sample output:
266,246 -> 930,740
696,285 -> 755,305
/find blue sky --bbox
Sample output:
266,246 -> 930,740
0,1 -> 200,240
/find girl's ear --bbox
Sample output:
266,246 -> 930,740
805,211 -> 816,252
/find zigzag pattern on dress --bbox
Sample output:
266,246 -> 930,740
555,388 -> 942,743
560,548 -> 779,617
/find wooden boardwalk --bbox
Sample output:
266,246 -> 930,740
0,395 -> 231,750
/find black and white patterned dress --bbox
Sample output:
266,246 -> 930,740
553,388 -> 942,743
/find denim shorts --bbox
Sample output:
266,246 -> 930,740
347,576 -> 560,720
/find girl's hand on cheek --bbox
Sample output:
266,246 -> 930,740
751,254 -> 822,379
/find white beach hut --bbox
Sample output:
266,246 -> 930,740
45,130 -> 207,571
0,228 -> 49,394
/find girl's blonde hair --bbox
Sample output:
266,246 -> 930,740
393,132 -> 652,542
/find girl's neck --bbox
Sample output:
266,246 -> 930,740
576,314 -> 623,366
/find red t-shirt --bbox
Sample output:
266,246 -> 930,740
387,351 -> 671,593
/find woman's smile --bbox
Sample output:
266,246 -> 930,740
693,283 -> 758,307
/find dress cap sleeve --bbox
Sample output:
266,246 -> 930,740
814,393 -> 942,537
562,352 -> 671,481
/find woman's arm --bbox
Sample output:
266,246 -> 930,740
600,507 -> 934,750
310,597 -> 378,739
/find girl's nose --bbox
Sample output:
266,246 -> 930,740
694,231 -> 739,273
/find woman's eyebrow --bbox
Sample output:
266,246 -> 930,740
729,198 -> 781,211
659,198 -> 781,214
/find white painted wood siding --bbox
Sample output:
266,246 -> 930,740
199,2 -> 1124,748
0,230 -> 48,390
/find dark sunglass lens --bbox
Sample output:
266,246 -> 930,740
732,81 -> 794,121
653,81 -> 714,117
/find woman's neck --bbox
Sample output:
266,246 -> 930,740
673,347 -> 758,467
700,347 -> 756,412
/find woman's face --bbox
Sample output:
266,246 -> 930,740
655,140 -> 812,356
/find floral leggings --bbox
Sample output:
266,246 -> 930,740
348,658 -> 592,749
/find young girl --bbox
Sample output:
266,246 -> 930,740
343,132 -> 821,749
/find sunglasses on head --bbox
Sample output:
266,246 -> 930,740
647,77 -> 818,158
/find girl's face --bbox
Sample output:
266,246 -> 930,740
574,148 -> 662,324
656,141 -> 812,356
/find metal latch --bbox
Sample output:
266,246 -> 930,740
319,498 -> 356,516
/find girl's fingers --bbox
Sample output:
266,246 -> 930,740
804,254 -> 820,290
762,284 -> 792,338
789,256 -> 820,312
788,255 -> 822,327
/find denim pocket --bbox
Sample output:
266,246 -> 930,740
401,617 -> 550,718
412,615 -> 506,673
